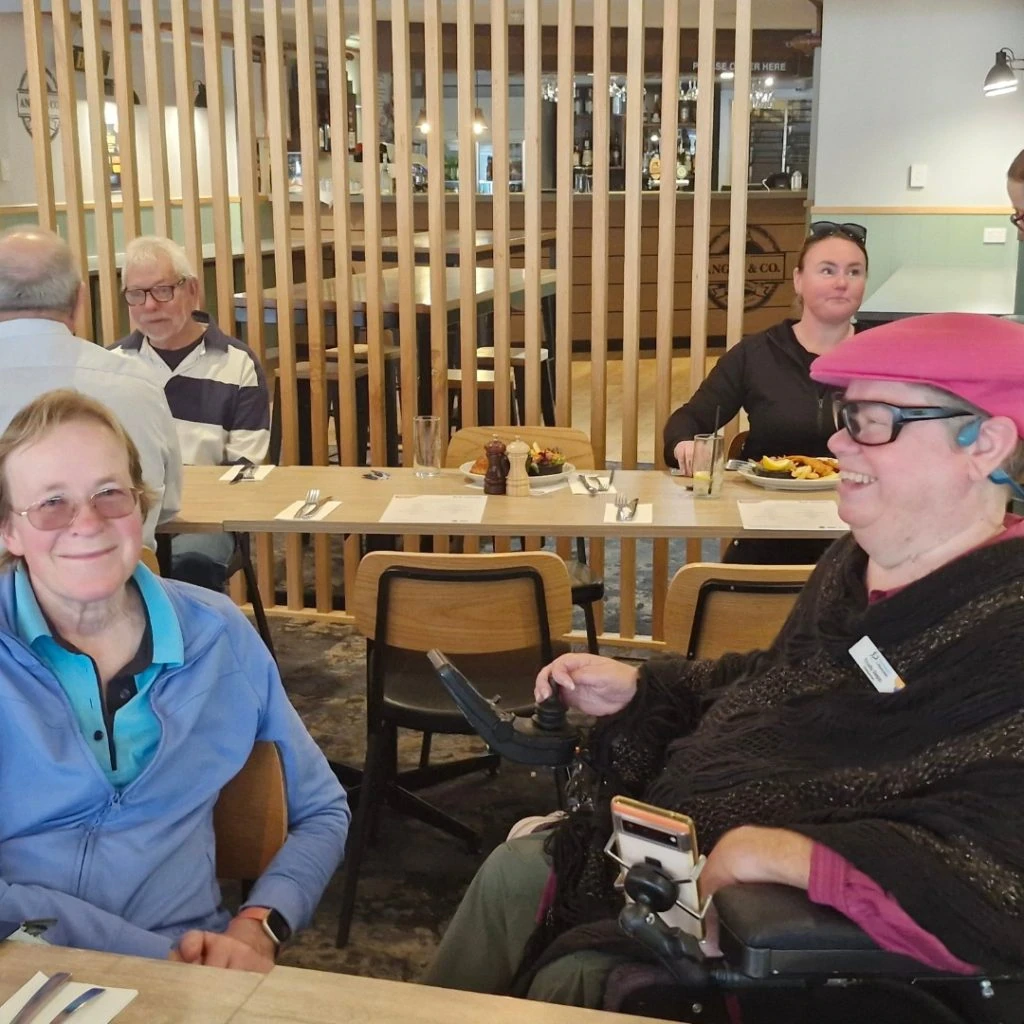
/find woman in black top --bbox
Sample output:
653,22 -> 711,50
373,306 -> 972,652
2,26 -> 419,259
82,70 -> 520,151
663,223 -> 868,563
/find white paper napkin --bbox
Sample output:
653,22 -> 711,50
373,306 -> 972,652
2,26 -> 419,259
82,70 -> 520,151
0,971 -> 137,1024
737,500 -> 848,532
218,465 -> 275,482
274,499 -> 341,521
568,474 -> 617,496
603,502 -> 653,524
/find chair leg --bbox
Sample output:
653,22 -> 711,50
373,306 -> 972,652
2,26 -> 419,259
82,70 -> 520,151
582,601 -> 600,654
370,724 -> 398,845
336,729 -> 389,947
540,359 -> 557,426
386,785 -> 481,854
237,533 -> 277,661
418,732 -> 433,770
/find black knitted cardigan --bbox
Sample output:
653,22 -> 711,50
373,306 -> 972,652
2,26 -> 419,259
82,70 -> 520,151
518,533 -> 1024,981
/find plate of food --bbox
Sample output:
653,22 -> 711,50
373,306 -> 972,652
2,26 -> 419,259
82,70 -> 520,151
461,443 -> 575,488
736,455 -> 840,491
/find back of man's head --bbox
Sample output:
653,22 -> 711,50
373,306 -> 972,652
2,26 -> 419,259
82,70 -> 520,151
0,226 -> 82,323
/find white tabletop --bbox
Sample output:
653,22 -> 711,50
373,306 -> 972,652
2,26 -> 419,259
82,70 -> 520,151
859,265 -> 1018,320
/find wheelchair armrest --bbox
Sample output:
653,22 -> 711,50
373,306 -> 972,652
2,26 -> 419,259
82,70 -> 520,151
715,883 -> 936,980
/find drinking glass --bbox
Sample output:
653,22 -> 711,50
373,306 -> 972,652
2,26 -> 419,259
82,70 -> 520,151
691,433 -> 724,498
413,415 -> 441,477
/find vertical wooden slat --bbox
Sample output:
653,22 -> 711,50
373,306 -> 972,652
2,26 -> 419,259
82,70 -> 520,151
523,0 -> 542,428
326,1 -> 361,602
554,0 -> 576,427
110,0 -> 141,242
264,0 -> 303,608
201,0 -> 234,331
295,0 -> 331,611
23,0 -> 56,231
80,0 -> 118,342
358,0 -> 386,466
424,1 -> 448,428
617,0 -> 645,640
456,0 -> 478,428
391,2 -> 418,465
231,4 -> 273,607
727,0 -> 753,351
652,0 -> 683,639
689,0 -> 717,397
171,2 -> 202,278
51,0 -> 93,339
491,0 -> 512,428
139,0 -> 172,238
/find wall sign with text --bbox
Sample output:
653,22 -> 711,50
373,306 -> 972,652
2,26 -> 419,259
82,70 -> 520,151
16,69 -> 60,140
707,226 -> 787,311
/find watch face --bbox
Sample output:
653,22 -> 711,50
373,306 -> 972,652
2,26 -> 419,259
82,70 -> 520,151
266,908 -> 292,945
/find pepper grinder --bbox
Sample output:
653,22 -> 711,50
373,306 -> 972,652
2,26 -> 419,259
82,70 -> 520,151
483,435 -> 508,495
505,437 -> 531,497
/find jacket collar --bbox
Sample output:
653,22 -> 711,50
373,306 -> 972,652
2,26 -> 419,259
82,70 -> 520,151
120,311 -> 228,353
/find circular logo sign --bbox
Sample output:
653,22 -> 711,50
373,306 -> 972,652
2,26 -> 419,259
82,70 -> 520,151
707,225 -> 786,311
17,69 -> 61,140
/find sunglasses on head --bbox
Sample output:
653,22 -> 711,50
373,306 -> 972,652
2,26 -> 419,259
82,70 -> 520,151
1010,212 -> 1024,229
808,221 -> 868,246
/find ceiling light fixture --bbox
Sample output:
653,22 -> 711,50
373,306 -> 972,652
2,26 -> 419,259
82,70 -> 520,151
472,106 -> 488,135
983,48 -> 1023,97
415,108 -> 430,134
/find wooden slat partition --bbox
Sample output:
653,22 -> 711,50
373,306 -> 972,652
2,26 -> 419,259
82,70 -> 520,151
23,0 -> 56,232
139,0 -> 172,238
171,3 -> 203,280
80,0 -> 118,343
490,0 -> 512,429
522,2 -> 543,429
110,0 -> 141,242
554,0 -> 576,427
201,0 -> 235,332
727,0 -> 753,350
50,0 -> 93,338
652,0 -> 683,641
456,0 -> 478,429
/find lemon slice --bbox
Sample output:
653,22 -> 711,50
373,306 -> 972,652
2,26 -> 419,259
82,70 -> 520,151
760,456 -> 794,472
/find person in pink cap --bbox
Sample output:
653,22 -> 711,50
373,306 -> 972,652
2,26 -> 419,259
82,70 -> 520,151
425,312 -> 1024,1018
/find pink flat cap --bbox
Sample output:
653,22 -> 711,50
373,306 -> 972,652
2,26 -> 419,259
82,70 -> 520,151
811,312 -> 1024,437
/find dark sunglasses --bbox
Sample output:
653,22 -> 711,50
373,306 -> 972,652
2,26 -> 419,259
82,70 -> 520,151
1010,211 -> 1024,229
808,221 -> 868,246
832,398 -> 975,446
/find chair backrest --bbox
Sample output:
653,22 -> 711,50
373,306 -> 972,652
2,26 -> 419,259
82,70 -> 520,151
140,548 -> 161,574
727,430 -> 749,461
213,741 -> 288,881
352,550 -> 574,655
664,562 -> 813,660
445,425 -> 596,471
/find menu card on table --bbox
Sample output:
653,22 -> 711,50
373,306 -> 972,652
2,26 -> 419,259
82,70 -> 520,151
379,495 -> 488,525
737,500 -> 848,533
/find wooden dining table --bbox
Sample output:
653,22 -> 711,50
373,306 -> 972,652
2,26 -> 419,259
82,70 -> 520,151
169,465 -> 848,541
0,942 -> 656,1024
234,266 -> 558,416
347,228 -> 559,266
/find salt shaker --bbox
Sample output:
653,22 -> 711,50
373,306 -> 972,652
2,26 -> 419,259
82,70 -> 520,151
483,436 -> 508,495
505,437 -> 531,497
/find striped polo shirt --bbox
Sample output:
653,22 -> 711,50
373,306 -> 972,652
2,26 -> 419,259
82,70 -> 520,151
112,313 -> 270,466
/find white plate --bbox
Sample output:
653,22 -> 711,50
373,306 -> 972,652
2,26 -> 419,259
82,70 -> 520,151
460,461 -> 575,489
736,464 -> 839,492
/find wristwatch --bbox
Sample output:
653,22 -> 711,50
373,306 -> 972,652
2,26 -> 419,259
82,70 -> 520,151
236,906 -> 292,951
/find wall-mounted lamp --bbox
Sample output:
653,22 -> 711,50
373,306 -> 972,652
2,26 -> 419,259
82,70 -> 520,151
415,108 -> 431,134
983,48 -> 1023,97
472,106 -> 488,135
194,80 -> 207,109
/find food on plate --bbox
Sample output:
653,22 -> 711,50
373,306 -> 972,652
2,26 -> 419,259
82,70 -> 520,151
527,442 -> 566,476
752,455 -> 839,481
470,454 -> 489,475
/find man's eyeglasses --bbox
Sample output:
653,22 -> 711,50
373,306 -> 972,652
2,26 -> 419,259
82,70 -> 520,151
832,398 -> 975,446
1010,211 -> 1024,229
122,278 -> 185,307
808,221 -> 868,246
13,487 -> 140,531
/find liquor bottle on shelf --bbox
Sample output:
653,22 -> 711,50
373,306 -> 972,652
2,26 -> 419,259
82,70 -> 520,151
582,130 -> 593,168
572,141 -> 581,169
649,149 -> 662,188
584,88 -> 592,115
486,156 -> 493,182
610,132 -> 621,168
574,89 -> 582,116
676,136 -> 689,183
651,92 -> 661,124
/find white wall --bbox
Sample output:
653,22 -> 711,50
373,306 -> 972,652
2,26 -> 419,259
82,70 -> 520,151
815,0 -> 1024,208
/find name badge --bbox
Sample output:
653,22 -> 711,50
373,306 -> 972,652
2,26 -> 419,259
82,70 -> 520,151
849,636 -> 905,694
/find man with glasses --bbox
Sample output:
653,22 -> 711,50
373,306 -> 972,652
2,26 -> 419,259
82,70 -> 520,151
0,226 -> 181,551
112,236 -> 269,590
427,312 -> 1024,1016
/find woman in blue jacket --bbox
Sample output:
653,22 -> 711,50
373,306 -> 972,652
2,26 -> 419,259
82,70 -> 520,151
0,389 -> 349,970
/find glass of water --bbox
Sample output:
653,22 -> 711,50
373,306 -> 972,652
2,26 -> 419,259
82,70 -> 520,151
691,433 -> 724,498
413,415 -> 441,477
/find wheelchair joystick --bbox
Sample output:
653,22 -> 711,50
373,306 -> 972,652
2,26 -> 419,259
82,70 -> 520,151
531,691 -> 568,732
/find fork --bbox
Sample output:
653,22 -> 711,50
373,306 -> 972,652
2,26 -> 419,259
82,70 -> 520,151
295,488 -> 319,519
579,474 -> 597,495
591,468 -> 616,492
614,492 -> 633,521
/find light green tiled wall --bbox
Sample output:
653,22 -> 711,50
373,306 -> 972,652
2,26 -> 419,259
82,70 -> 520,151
817,212 -> 1022,312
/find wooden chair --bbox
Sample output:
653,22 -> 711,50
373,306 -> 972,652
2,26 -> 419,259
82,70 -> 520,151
663,562 -> 813,660
140,548 -> 161,574
336,549 -> 574,947
727,430 -> 749,461
213,741 -> 288,882
445,425 -> 605,653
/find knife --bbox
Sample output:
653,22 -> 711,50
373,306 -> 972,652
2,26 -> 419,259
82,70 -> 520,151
10,972 -> 72,1024
49,986 -> 106,1023
229,463 -> 253,484
627,498 -> 639,521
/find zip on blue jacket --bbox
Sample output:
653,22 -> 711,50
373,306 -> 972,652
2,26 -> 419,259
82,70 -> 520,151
0,569 -> 349,958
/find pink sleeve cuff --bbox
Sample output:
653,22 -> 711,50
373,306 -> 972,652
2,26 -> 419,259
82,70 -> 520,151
808,843 -> 977,975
